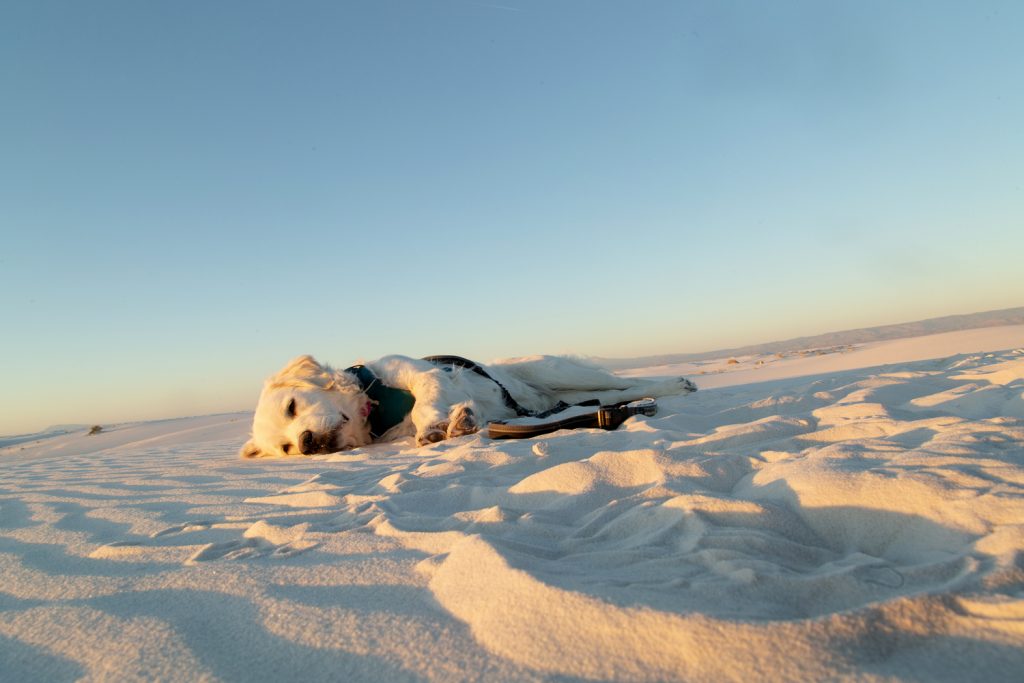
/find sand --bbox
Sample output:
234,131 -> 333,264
2,326 -> 1023,681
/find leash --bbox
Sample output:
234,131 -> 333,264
487,398 -> 658,439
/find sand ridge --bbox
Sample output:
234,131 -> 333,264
1,334 -> 1023,681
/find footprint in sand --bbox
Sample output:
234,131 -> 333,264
150,521 -> 215,538
186,536 -> 317,564
185,519 -> 318,564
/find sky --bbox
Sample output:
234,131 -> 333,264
1,0 -> 1022,434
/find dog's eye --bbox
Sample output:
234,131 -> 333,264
282,443 -> 292,454
286,399 -> 296,418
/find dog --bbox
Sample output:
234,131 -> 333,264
240,354 -> 696,458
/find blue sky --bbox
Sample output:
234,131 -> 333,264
2,1 -> 1022,434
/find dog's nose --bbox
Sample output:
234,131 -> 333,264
299,430 -> 314,455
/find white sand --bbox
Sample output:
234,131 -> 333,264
2,326 -> 1023,681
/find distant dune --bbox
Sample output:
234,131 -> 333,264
595,305 -> 1024,370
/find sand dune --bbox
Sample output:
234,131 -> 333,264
1,327 -> 1022,681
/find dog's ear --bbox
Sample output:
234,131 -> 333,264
279,355 -> 322,377
266,354 -> 350,392
239,439 -> 263,459
269,355 -> 328,386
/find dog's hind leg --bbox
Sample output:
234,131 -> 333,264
554,376 -> 697,406
493,355 -> 648,391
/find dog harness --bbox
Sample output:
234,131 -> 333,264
344,364 -> 416,439
345,355 -> 535,441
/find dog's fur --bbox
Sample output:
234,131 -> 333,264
240,354 -> 696,458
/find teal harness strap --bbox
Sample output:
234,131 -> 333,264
346,365 -> 416,439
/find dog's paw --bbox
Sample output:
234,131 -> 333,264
417,425 -> 448,446
416,406 -> 478,446
447,405 -> 478,438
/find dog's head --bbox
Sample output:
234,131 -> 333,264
240,355 -> 374,458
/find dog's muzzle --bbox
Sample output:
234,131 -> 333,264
298,428 -> 341,455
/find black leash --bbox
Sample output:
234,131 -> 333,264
487,398 -> 659,439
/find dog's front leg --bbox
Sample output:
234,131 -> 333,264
370,356 -> 479,446
409,372 -> 480,445
413,380 -> 447,445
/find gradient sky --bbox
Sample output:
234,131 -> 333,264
2,1 -> 1022,434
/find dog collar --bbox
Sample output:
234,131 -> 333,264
345,365 -> 416,439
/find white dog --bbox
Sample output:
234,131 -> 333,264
240,354 -> 696,458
